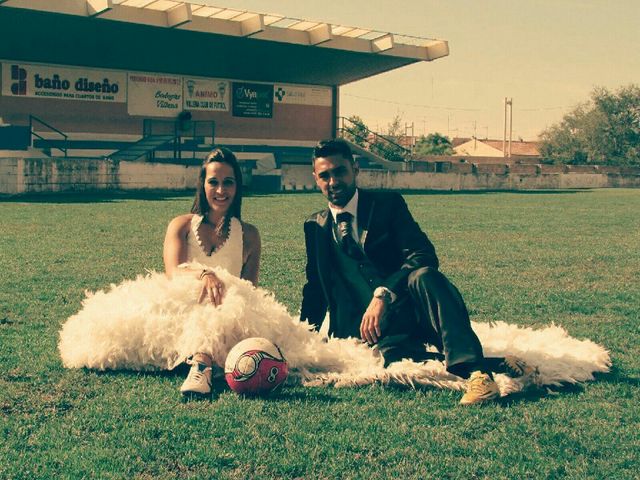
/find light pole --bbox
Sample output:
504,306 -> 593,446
503,97 -> 513,158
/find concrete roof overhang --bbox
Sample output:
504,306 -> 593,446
0,0 -> 449,86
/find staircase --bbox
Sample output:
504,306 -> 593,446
336,116 -> 412,170
108,134 -> 176,162
29,115 -> 68,157
109,118 -> 216,162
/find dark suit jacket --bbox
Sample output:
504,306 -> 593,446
300,190 -> 439,338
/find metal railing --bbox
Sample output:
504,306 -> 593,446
336,116 -> 411,163
29,115 -> 68,157
142,118 -> 215,139
142,118 -> 215,161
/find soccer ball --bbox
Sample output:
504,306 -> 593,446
224,337 -> 288,395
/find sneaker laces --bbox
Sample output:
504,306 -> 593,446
185,358 -> 212,381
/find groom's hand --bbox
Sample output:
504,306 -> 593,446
360,298 -> 388,345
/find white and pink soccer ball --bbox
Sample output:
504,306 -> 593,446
224,337 -> 288,395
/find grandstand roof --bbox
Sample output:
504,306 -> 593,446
0,0 -> 449,86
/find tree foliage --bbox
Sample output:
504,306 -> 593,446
341,113 -> 413,163
385,113 -> 404,138
414,133 -> 454,156
370,114 -> 409,162
539,85 -> 640,165
342,115 -> 369,147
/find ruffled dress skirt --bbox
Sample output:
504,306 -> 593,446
58,265 -> 611,394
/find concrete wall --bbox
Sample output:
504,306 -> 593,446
416,155 -> 541,165
0,157 -> 199,195
281,164 -> 640,192
2,157 -> 639,196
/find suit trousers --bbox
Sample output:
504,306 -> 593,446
378,266 -> 484,379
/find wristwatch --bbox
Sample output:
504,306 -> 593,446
373,286 -> 393,303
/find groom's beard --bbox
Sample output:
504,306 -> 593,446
328,186 -> 356,208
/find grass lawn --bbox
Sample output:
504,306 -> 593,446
1,188 -> 639,479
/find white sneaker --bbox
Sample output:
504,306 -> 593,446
180,358 -> 212,396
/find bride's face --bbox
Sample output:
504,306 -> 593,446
204,161 -> 237,217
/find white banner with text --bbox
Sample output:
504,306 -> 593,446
273,84 -> 332,106
127,73 -> 182,117
183,78 -> 229,112
1,62 -> 126,103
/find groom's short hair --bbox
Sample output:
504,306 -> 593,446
312,138 -> 354,164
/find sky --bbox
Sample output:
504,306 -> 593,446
204,0 -> 639,141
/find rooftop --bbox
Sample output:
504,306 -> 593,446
453,138 -> 541,157
0,0 -> 449,85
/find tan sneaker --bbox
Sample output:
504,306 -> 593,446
180,358 -> 212,396
459,371 -> 500,405
502,355 -> 537,378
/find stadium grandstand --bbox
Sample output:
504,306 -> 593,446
0,0 -> 448,192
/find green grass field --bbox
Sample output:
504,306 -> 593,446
1,189 -> 639,479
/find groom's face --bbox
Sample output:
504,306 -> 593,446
313,154 -> 358,208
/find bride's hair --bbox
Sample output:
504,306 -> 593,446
191,147 -> 243,220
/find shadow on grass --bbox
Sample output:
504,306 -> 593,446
85,365 -> 632,406
90,363 -> 190,379
1,189 -> 195,204
396,188 -> 586,196
232,389 -> 338,404
1,188 -> 587,204
495,367 -> 640,406
381,380 -> 584,405
371,376 -> 608,406
177,389 -> 339,405
592,366 -> 640,387
496,383 -> 586,406
89,365 -> 340,404
1,189 -> 288,204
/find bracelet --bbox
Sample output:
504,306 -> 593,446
199,269 -> 212,280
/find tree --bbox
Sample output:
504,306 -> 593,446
370,113 -> 409,162
341,113 -> 412,162
414,133 -> 454,156
342,115 -> 369,147
385,113 -> 404,138
539,85 -> 640,166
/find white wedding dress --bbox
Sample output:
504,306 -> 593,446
59,214 -> 372,377
184,214 -> 244,278
58,215 -> 611,394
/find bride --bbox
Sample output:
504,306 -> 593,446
61,147 -> 264,396
59,148 -> 610,399
162,146 -> 260,395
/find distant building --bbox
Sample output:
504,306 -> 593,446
453,138 -> 541,159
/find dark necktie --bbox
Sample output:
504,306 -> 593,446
336,212 -> 362,259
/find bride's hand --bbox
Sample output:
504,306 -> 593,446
198,271 -> 225,306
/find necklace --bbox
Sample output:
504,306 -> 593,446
202,215 -> 230,255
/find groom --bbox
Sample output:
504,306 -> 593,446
300,138 -> 531,405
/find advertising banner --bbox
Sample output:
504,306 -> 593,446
274,84 -> 332,107
1,62 -> 126,102
232,82 -> 273,118
183,78 -> 229,112
127,73 -> 182,117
